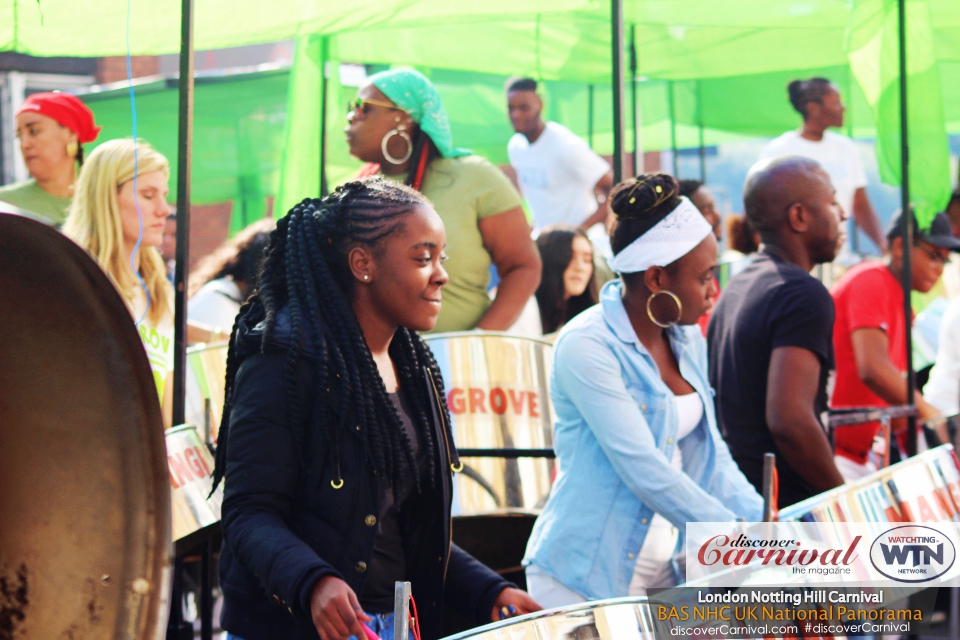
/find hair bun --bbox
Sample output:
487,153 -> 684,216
610,173 -> 679,221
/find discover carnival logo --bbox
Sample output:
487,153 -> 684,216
697,534 -> 860,574
869,525 -> 956,583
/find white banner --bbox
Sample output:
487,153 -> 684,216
685,522 -> 960,587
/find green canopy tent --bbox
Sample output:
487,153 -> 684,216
2,0 -> 956,632
11,0 -> 952,227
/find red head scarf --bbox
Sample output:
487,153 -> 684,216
16,92 -> 102,144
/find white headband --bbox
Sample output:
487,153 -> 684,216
608,196 -> 713,273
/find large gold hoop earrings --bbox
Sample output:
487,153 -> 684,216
646,290 -> 683,328
381,125 -> 413,165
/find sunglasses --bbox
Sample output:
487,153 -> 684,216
914,241 -> 951,266
347,97 -> 409,118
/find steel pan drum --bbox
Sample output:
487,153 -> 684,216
184,342 -> 229,445
424,332 -> 555,515
780,444 -> 960,523
166,424 -> 223,541
0,213 -> 170,638
442,597 -> 661,640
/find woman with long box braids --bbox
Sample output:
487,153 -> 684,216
213,177 -> 539,640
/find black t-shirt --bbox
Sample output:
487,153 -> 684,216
707,253 -> 835,507
360,390 -> 425,613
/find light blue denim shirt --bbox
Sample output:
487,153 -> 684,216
523,280 -> 762,599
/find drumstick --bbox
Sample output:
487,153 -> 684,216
762,453 -> 778,522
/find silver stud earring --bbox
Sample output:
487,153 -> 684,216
363,275 -> 369,281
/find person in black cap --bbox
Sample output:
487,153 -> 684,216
830,210 -> 960,480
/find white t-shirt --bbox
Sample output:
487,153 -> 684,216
508,121 -> 610,232
129,286 -> 175,404
188,278 -> 243,330
925,297 -> 960,416
758,130 -> 867,222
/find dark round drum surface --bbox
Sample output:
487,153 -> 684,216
0,213 -> 170,639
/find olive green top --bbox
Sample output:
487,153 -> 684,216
387,155 -> 522,333
0,179 -> 72,226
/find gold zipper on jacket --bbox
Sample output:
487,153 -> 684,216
427,372 -> 462,474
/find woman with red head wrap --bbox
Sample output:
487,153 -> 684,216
0,92 -> 102,226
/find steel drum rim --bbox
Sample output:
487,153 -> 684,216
166,423 -> 205,437
779,443 -> 956,521
440,595 -> 659,639
424,330 -> 556,347
186,340 -> 230,354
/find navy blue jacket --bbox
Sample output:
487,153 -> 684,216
219,313 -> 511,639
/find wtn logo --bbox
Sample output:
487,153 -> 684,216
880,543 -> 944,566
870,526 -> 956,583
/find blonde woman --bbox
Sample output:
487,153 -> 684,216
64,139 -> 175,427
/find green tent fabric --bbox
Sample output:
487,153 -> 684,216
79,69 -> 288,225
0,0 -> 587,57
847,0 -> 952,225
24,0 -> 956,227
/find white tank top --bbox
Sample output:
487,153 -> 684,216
629,391 -> 703,594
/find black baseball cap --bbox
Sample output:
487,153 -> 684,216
886,209 -> 960,251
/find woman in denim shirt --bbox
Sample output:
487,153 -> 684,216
523,174 -> 762,606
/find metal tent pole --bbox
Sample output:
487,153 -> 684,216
845,70 -> 861,254
169,0 -> 195,636
610,0 -> 625,183
319,36 -> 329,197
668,80 -> 678,178
588,84 -> 594,149
629,24 -> 638,176
172,0 -> 194,430
697,80 -> 706,182
897,0 -> 917,457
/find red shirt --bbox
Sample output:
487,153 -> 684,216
831,261 -> 908,464
697,274 -> 721,336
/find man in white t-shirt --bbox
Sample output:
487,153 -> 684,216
759,77 -> 886,253
506,77 -> 613,233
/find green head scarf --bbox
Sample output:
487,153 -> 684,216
368,68 -> 470,159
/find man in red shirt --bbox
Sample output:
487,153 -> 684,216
831,210 -> 960,479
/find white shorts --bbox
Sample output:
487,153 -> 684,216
524,564 -> 588,610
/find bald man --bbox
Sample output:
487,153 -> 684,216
707,156 -> 847,507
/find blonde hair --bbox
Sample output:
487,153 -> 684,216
64,139 -> 172,325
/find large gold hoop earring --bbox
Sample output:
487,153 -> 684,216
381,125 -> 412,165
66,140 -> 78,160
646,290 -> 682,328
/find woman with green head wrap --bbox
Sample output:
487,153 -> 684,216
346,68 -> 541,332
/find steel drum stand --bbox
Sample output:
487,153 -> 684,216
394,581 -> 412,640
166,522 -> 221,640
828,404 -> 919,470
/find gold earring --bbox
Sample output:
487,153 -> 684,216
646,290 -> 682,328
66,140 -> 78,160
